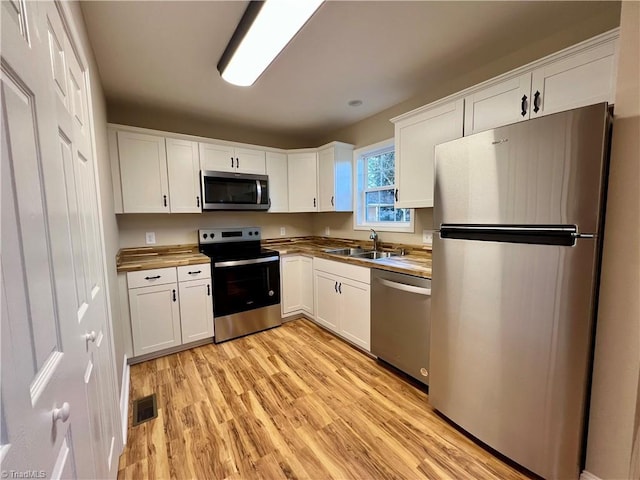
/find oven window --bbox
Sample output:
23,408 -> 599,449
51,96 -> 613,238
204,176 -> 257,205
213,262 -> 280,317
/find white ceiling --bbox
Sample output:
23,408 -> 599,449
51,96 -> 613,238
81,1 -> 618,139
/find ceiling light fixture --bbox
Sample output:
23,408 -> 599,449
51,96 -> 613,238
217,0 -> 324,87
348,100 -> 363,107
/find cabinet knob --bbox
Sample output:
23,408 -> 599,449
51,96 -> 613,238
85,331 -> 97,342
313,197 -> 316,208
338,283 -> 342,294
533,91 -> 541,113
236,158 -> 239,169
521,95 -> 528,117
188,270 -> 202,275
231,156 -> 234,168
331,195 -> 334,207
334,281 -> 338,293
196,196 -> 200,207
163,195 -> 167,207
395,189 -> 399,202
172,289 -> 176,302
52,402 -> 71,423
144,275 -> 161,280
207,284 -> 211,296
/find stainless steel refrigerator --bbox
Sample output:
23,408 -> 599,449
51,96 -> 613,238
430,103 -> 611,479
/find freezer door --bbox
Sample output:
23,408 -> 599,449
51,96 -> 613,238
434,103 -> 609,233
430,235 -> 598,479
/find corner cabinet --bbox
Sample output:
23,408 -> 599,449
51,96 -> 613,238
313,258 -> 371,351
287,151 -> 318,212
127,264 -> 213,357
391,99 -> 464,208
317,142 -> 354,212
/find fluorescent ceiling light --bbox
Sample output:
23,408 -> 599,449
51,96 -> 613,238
217,0 -> 324,87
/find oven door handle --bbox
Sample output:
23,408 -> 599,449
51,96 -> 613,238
214,256 -> 279,268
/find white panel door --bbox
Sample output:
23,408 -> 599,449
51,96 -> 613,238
266,151 -> 288,212
394,99 -> 464,208
288,152 -> 318,212
179,279 -> 214,343
530,41 -> 617,118
339,279 -> 371,351
235,147 -> 266,174
300,256 -> 315,316
281,257 -> 302,314
166,138 -> 201,213
129,283 -> 182,356
199,142 -> 235,172
118,131 -> 169,212
318,146 -> 336,211
464,73 -> 532,135
1,1 -> 119,478
313,271 -> 340,333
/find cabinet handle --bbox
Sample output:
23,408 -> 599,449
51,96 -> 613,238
313,197 -> 316,208
144,275 -> 161,280
533,91 -> 541,113
395,189 -> 399,202
231,156 -> 234,168
331,195 -> 334,206
521,95 -> 528,117
188,270 -> 202,275
338,283 -> 342,294
334,281 -> 338,293
172,289 -> 176,302
268,197 -> 272,208
163,195 -> 167,207
196,196 -> 200,207
236,158 -> 239,169
207,284 -> 211,296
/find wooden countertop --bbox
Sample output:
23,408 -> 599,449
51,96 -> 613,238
116,237 -> 431,278
116,244 -> 210,273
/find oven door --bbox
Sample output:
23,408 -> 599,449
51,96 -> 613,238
201,170 -> 269,210
213,257 -> 280,317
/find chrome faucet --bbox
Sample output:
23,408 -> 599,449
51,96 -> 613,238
369,229 -> 380,251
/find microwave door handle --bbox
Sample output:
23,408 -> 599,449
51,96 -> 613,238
256,180 -> 262,204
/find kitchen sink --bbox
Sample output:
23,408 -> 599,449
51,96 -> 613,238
324,247 -> 367,256
350,251 -> 398,260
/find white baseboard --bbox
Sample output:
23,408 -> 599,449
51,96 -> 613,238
119,355 -> 130,446
580,471 -> 602,480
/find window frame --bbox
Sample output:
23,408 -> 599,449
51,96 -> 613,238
353,138 -> 414,233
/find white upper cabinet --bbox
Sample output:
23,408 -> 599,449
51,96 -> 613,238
317,142 -> 354,212
117,131 -> 169,213
530,40 -> 617,118
392,99 -> 464,208
288,151 -> 318,212
199,142 -> 266,174
166,138 -> 201,213
464,73 -> 532,135
265,151 -> 288,212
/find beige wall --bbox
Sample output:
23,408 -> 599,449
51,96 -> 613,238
585,2 -> 640,479
67,3 -> 125,396
117,212 -> 313,248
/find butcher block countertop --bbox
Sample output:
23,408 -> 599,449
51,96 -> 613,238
116,244 -> 210,273
263,237 -> 432,279
116,237 -> 431,278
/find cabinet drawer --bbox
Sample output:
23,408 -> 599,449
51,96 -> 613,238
127,267 -> 177,288
177,264 -> 211,282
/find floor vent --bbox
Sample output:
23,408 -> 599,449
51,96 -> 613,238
132,394 -> 157,426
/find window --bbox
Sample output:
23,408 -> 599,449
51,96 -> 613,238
354,139 -> 413,232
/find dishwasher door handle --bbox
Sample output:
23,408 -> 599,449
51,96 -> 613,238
378,278 -> 431,296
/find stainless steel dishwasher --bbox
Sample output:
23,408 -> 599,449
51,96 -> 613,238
371,269 -> 431,386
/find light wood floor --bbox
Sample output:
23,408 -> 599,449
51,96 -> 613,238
118,318 -> 532,480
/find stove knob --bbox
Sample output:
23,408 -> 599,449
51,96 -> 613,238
248,231 -> 253,236
211,233 -> 215,237
254,231 -> 259,236
268,290 -> 274,297
203,233 -> 208,239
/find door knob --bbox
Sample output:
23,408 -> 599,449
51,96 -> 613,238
85,331 -> 97,342
52,402 -> 71,423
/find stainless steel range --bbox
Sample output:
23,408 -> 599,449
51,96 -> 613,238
198,227 -> 281,343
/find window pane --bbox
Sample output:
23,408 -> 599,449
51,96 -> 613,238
366,151 -> 395,188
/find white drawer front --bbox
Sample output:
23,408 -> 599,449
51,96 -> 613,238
127,267 -> 177,289
177,264 -> 211,282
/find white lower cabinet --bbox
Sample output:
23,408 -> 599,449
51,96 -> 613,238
179,278 -> 214,343
281,255 -> 314,317
313,258 -> 371,351
127,264 -> 213,357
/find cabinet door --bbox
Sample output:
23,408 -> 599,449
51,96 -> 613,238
464,73 -> 532,135
317,146 -> 335,212
235,147 -> 266,174
199,142 -> 235,172
179,279 -> 214,343
129,283 -> 181,356
395,99 -> 464,208
117,131 -> 169,213
288,152 -> 318,212
531,41 -> 616,118
266,151 -> 288,212
313,271 -> 339,333
281,256 -> 302,315
339,279 -> 371,351
166,138 -> 201,213
300,256 -> 314,315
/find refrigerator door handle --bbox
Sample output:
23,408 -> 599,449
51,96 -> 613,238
440,224 -> 579,246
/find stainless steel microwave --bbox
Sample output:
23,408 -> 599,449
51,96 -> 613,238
200,170 -> 269,211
